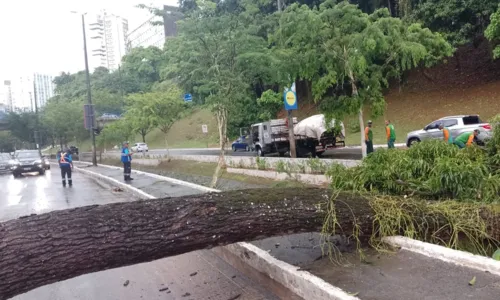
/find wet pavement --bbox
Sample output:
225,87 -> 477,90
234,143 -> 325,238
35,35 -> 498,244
1,170 -> 278,300
15,250 -> 277,300
253,233 -> 500,300
0,170 -> 137,222
76,164 -> 203,198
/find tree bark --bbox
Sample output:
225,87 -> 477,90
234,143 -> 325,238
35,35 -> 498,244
0,188 -> 374,300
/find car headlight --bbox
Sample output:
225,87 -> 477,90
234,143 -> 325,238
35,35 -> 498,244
34,160 -> 42,164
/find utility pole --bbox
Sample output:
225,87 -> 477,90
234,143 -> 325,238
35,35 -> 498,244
32,83 -> 42,157
81,13 -> 97,166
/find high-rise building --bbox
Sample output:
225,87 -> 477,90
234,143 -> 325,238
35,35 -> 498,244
127,5 -> 181,50
1,80 -> 13,112
127,15 -> 165,49
87,10 -> 129,71
5,73 -> 55,111
33,73 -> 55,108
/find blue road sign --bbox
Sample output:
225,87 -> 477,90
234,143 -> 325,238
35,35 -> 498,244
184,93 -> 193,102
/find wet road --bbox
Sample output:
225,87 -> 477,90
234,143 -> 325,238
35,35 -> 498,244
0,170 -> 136,222
1,171 -> 278,300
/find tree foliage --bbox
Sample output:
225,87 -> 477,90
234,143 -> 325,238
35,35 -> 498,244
485,5 -> 500,59
406,0 -> 498,46
274,1 -> 453,156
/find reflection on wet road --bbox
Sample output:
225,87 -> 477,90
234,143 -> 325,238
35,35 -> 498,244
0,170 -> 135,222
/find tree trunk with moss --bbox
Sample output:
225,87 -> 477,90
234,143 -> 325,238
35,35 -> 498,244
0,188 -> 375,300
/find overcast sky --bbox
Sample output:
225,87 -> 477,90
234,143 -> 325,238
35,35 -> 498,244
0,0 -> 177,80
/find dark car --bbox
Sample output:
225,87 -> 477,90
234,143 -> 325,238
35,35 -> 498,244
70,146 -> 79,155
0,153 -> 12,173
42,155 -> 51,170
231,136 -> 251,152
11,150 -> 45,177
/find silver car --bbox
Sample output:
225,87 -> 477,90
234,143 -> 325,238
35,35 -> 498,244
406,115 -> 492,147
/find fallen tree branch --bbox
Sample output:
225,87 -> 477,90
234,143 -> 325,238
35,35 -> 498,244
0,188 -> 374,299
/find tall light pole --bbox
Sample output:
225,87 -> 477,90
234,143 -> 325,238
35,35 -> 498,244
73,11 -> 97,166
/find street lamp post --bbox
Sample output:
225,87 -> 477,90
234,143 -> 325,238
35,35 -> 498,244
75,12 -> 98,166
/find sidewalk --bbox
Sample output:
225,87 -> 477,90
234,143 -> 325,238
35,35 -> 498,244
75,164 -> 204,198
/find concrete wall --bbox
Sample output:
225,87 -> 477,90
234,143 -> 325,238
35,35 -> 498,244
97,152 -> 360,173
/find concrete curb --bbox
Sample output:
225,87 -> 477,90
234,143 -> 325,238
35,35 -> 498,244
73,166 -> 155,200
218,243 -> 361,300
382,236 -> 500,276
74,163 -> 357,300
227,168 -> 328,186
74,161 -> 219,193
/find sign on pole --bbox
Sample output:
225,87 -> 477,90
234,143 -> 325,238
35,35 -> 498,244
283,88 -> 298,110
83,104 -> 95,130
184,93 -> 193,102
202,124 -> 208,133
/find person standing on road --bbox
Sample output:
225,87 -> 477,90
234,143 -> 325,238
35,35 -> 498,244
365,120 -> 374,155
121,141 -> 134,181
385,120 -> 396,149
438,123 -> 453,144
453,130 -> 479,149
57,149 -> 73,187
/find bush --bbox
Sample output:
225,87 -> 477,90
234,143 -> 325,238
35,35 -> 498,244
330,139 -> 500,202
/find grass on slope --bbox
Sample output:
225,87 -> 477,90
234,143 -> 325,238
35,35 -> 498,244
74,79 -> 500,151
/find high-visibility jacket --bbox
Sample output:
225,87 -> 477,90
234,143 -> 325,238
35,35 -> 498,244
57,151 -> 72,167
365,127 -> 373,142
442,127 -> 453,144
455,132 -> 475,146
121,147 -> 132,163
386,124 -> 396,140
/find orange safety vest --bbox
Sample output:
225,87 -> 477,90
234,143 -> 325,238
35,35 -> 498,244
59,153 -> 67,163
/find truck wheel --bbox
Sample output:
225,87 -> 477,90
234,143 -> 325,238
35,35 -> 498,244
257,147 -> 264,157
39,170 -> 45,176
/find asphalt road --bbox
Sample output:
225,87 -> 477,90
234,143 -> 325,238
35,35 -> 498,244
1,171 -> 278,300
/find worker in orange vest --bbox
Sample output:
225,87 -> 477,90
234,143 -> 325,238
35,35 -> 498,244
57,149 -> 73,187
438,123 -> 453,144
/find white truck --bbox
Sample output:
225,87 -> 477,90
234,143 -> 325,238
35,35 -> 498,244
251,114 -> 346,157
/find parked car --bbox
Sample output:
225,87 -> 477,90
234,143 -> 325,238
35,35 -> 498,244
0,153 -> 12,173
406,115 -> 492,147
131,143 -> 149,152
232,136 -> 251,152
10,150 -> 46,177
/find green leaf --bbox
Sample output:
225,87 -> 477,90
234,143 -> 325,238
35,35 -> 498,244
492,249 -> 500,261
469,276 -> 476,286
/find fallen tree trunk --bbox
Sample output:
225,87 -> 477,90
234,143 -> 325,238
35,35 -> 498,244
0,188 -> 374,299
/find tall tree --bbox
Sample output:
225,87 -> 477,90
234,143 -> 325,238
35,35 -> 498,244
274,1 -> 453,156
407,0 -> 498,46
164,0 -> 271,186
485,5 -> 500,59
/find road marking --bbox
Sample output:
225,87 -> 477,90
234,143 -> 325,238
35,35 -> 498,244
74,161 -> 220,193
74,166 -> 156,200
